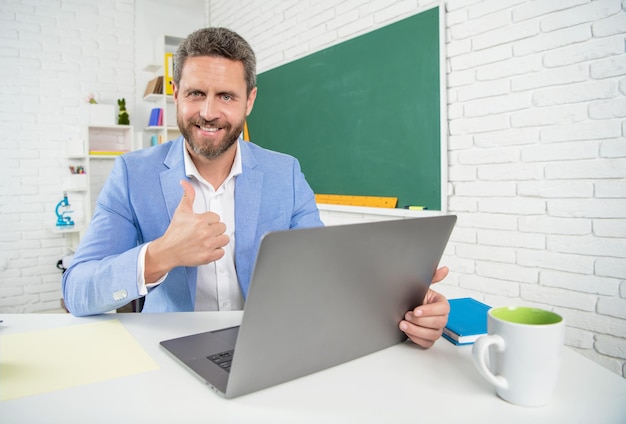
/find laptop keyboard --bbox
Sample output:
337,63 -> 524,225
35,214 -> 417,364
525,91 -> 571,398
208,350 -> 234,372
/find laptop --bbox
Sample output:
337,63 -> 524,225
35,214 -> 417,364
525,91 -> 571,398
160,215 -> 456,398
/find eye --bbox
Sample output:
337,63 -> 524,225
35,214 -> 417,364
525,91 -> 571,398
189,91 -> 204,98
221,94 -> 232,101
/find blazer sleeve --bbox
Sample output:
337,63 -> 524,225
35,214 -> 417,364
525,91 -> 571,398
62,156 -> 145,316
289,157 -> 323,230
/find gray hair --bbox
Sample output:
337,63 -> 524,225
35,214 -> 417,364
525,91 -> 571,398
173,27 -> 257,94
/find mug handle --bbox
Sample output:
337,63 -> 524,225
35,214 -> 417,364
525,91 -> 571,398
472,335 -> 508,389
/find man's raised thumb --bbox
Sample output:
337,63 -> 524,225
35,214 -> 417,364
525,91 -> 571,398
177,179 -> 196,212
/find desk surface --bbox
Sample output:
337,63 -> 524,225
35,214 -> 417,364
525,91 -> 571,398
1,312 -> 624,424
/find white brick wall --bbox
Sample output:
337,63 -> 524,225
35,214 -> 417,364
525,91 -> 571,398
0,0 -> 136,312
0,0 -> 206,313
450,0 -> 626,377
208,0 -> 626,377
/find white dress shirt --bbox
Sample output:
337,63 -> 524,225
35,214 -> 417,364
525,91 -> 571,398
136,141 -> 244,311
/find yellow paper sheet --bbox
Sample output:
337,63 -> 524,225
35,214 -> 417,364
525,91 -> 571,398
0,319 -> 159,401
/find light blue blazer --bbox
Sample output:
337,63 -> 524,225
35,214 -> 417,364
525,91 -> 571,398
62,137 -> 323,316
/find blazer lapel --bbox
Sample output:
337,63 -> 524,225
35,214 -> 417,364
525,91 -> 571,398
235,141 -> 263,296
161,137 -> 186,220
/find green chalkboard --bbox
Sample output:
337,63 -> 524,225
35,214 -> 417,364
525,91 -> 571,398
247,7 -> 441,209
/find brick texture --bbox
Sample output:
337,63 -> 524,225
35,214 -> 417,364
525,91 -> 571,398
0,0 -> 135,313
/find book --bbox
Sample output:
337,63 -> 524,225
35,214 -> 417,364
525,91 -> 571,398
154,75 -> 163,94
143,76 -> 158,97
148,108 -> 162,127
442,297 -> 491,346
143,76 -> 164,97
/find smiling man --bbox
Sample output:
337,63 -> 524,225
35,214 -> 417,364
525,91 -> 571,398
62,28 -> 450,349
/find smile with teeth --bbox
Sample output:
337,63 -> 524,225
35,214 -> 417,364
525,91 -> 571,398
198,124 -> 222,132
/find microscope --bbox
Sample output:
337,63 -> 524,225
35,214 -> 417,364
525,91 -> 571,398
55,191 -> 75,227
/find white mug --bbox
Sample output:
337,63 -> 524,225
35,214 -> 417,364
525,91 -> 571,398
472,306 -> 564,407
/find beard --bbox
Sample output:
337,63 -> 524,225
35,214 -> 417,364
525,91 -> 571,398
178,113 -> 244,160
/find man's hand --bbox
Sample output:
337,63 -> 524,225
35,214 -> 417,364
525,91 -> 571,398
399,266 -> 450,349
144,180 -> 230,283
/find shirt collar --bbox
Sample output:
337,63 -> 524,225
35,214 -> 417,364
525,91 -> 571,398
183,137 -> 243,188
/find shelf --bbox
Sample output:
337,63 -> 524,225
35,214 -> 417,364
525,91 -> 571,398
141,36 -> 183,151
144,93 -> 161,102
57,116 -> 135,253
88,124 -> 132,130
89,153 -> 128,159
164,35 -> 185,48
88,126 -> 133,153
51,223 -> 87,234
144,64 -> 162,73
144,93 -> 174,103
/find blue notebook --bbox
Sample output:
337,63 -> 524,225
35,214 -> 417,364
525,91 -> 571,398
442,298 -> 491,346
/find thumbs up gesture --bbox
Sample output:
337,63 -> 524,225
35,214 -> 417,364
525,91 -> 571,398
144,180 -> 230,283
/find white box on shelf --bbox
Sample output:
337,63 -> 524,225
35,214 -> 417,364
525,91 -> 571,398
63,174 -> 88,191
89,104 -> 115,126
89,128 -> 130,152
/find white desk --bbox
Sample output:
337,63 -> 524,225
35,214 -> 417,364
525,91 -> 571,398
1,312 -> 624,423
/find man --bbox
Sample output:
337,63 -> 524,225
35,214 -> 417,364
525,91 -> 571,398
62,27 -> 449,348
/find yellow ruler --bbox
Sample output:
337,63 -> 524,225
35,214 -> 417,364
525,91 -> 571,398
315,194 -> 398,208
243,121 -> 250,141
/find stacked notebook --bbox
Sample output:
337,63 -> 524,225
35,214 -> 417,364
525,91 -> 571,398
442,297 -> 491,345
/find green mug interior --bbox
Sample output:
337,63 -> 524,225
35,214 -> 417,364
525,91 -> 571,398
491,306 -> 562,325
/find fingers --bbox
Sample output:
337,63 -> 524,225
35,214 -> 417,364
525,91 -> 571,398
157,180 -> 230,267
399,289 -> 450,349
204,211 -> 223,226
206,222 -> 230,250
416,289 -> 450,316
191,214 -> 229,261
400,321 -> 443,349
431,266 -> 449,285
399,312 -> 447,348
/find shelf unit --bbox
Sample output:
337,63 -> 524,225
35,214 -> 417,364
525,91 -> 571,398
55,125 -> 134,252
143,93 -> 180,145
142,35 -> 184,147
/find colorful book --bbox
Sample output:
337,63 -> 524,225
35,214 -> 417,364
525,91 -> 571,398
442,297 -> 491,346
148,108 -> 161,127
